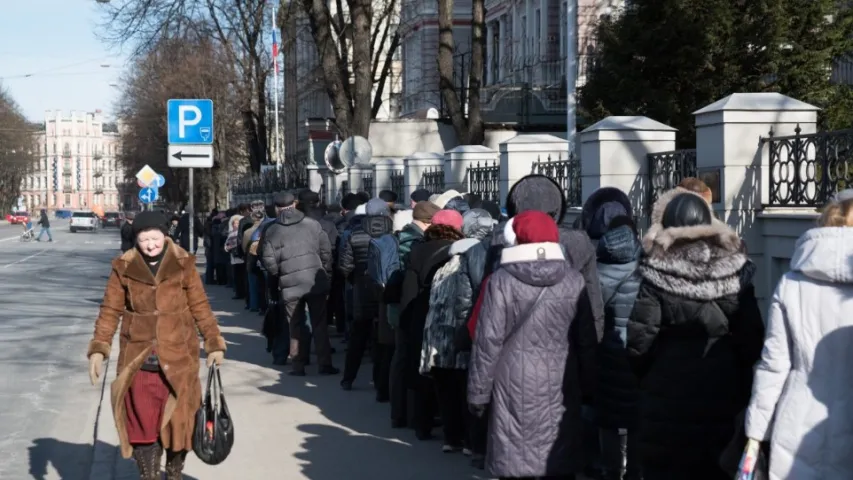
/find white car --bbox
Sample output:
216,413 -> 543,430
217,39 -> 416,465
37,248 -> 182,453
70,211 -> 99,233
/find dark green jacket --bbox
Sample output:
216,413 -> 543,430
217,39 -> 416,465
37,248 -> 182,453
397,222 -> 425,271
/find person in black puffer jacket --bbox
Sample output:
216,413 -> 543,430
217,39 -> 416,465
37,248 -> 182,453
594,215 -> 643,480
329,194 -> 361,335
627,192 -> 764,480
339,198 -> 393,391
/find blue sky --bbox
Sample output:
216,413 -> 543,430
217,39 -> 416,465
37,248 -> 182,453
0,0 -> 127,122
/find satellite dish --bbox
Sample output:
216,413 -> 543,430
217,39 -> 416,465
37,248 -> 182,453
338,135 -> 373,168
324,140 -> 343,173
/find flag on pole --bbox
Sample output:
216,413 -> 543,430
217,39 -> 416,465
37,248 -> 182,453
272,30 -> 279,73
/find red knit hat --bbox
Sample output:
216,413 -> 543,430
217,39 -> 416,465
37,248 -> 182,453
432,209 -> 464,231
504,210 -> 559,245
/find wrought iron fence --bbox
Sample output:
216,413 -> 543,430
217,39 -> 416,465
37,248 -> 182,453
467,160 -> 500,203
422,166 -> 445,194
390,169 -> 405,201
531,153 -> 582,207
647,149 -> 697,209
762,125 -> 853,207
361,171 -> 374,195
229,167 -> 310,201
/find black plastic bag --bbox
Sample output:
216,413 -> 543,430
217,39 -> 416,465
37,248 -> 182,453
192,365 -> 234,465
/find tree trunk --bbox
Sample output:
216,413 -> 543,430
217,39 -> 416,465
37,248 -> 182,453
466,0 -> 486,145
298,0 -> 355,137
372,31 -> 400,118
349,0 -> 374,138
437,0 -> 470,143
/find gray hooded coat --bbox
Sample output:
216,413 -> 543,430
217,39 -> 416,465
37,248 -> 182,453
468,242 -> 598,478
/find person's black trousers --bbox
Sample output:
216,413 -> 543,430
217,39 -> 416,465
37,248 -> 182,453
432,367 -> 470,448
286,294 -> 334,371
233,263 -> 247,299
330,272 -> 346,334
411,374 -> 438,437
389,324 -> 409,426
342,314 -> 372,383
372,339 -> 394,401
215,262 -> 227,285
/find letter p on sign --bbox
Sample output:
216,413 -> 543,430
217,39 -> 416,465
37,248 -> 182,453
178,105 -> 202,138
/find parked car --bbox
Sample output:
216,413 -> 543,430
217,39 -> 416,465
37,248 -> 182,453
102,211 -> 123,228
70,211 -> 99,233
55,209 -> 72,220
5,211 -> 29,225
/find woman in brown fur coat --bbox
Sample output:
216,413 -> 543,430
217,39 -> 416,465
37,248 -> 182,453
86,211 -> 227,480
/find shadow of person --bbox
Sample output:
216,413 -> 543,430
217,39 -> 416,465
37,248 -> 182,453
293,424 -> 485,480
28,438 -> 93,480
791,325 -> 853,479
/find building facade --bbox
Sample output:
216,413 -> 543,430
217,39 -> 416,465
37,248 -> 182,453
398,0 -> 624,124
19,110 -> 126,213
281,1 -> 403,166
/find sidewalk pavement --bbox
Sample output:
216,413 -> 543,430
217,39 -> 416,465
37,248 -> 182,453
89,281 -> 490,480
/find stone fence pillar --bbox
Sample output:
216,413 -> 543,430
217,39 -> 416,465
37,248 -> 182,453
444,145 -> 498,194
404,152 -> 444,198
499,134 -> 568,207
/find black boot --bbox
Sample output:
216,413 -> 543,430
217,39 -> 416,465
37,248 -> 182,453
131,443 -> 163,480
165,449 -> 187,480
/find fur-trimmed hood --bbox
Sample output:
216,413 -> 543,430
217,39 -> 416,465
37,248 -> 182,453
644,187 -> 726,252
640,217 -> 748,300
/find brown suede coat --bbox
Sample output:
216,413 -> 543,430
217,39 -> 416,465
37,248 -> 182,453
86,239 -> 226,459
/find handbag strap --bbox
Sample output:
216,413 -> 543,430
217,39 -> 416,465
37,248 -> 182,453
505,287 -> 549,341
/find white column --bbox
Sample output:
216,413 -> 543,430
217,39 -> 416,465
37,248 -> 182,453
486,23 -> 494,85
498,17 -> 506,81
540,0 -> 548,82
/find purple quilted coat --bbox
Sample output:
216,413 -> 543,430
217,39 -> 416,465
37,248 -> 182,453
468,242 -> 598,478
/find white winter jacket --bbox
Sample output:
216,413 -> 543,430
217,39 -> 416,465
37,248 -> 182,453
745,227 -> 853,480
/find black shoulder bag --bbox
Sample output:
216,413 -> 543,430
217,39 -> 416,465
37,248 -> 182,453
192,365 -> 235,465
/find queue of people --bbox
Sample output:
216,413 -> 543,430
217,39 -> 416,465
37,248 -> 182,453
90,172 -> 853,480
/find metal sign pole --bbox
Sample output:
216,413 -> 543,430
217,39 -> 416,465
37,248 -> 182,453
188,167 -> 194,252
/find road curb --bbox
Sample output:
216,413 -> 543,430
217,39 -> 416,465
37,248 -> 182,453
87,336 -> 120,480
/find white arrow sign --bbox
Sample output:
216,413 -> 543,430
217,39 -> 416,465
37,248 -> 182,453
167,145 -> 214,168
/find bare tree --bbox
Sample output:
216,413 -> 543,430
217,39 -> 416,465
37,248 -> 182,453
116,36 -> 245,210
98,0 -> 272,173
280,0 -> 402,139
0,87 -> 38,214
437,0 -> 485,145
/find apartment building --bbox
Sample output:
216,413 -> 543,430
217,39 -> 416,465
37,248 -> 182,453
19,110 -> 126,213
399,0 -> 623,123
281,2 -> 403,164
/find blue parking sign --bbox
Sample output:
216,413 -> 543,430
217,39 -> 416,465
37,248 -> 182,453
138,187 -> 158,204
167,99 -> 214,145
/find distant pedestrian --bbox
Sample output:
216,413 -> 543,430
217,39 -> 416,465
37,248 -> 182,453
86,210 -> 226,480
35,209 -> 52,242
120,212 -> 135,252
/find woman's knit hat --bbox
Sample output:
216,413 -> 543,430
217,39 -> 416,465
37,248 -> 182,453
503,210 -> 559,246
431,209 -> 463,231
132,211 -> 169,237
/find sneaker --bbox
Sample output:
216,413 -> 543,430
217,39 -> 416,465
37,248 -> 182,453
319,365 -> 340,375
340,380 -> 353,391
415,430 -> 433,441
441,444 -> 462,453
288,369 -> 306,377
462,448 -> 473,456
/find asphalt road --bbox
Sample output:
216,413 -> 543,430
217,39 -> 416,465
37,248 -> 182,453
0,224 -> 124,479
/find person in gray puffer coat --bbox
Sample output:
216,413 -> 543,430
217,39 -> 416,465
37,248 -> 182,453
594,215 -> 643,480
260,192 -> 338,376
468,210 -> 598,480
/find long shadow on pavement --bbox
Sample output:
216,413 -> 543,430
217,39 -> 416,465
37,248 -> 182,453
28,438 -> 200,480
205,284 -> 484,480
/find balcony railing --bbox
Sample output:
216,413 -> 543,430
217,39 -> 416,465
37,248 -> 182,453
62,186 -> 73,193
62,170 -> 72,177
61,149 -> 72,158
93,168 -> 103,177
94,186 -> 104,194
93,153 -> 103,161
